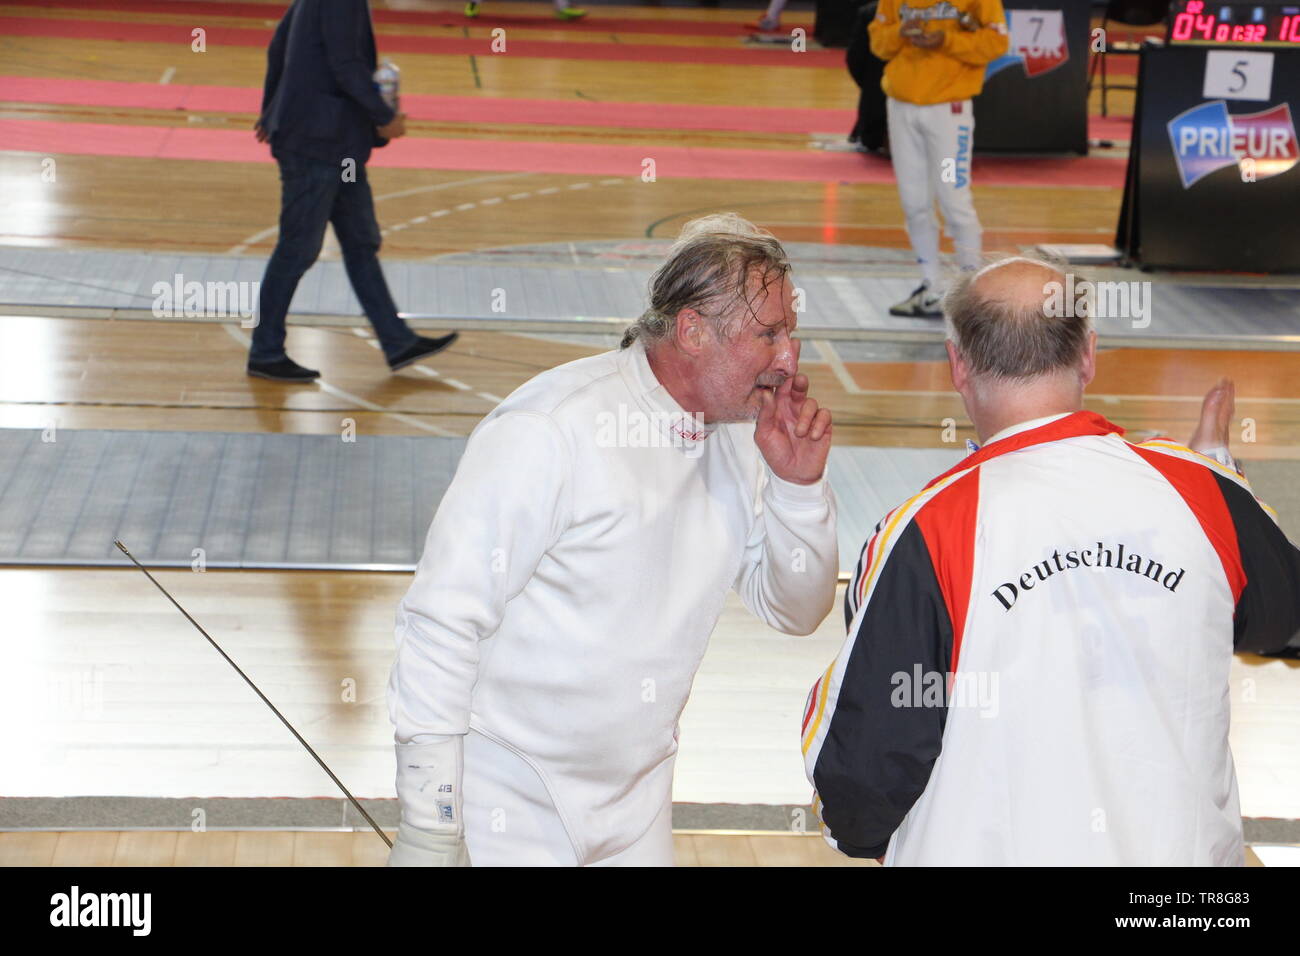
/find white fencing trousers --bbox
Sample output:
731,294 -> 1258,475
461,729 -> 676,867
886,96 -> 983,288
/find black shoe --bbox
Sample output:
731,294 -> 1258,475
889,282 -> 943,318
246,356 -> 320,382
388,332 -> 460,372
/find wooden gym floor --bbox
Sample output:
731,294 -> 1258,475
1,0 -> 1296,865
1,830 -> 881,867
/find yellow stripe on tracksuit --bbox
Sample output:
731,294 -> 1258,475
801,468 -> 972,757
1135,440 -> 1278,522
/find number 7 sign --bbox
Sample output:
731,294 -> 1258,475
1007,9 -> 1067,77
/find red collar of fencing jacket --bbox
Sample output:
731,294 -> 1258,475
926,410 -> 1135,490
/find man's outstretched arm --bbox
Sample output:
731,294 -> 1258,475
1146,377 -> 1300,655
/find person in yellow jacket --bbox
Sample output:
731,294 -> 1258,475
869,0 -> 1008,317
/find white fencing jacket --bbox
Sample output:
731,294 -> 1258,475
803,411 -> 1300,866
390,338 -> 838,864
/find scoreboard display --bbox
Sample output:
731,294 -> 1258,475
1167,1 -> 1300,47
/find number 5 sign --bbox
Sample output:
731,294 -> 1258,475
1203,51 -> 1274,102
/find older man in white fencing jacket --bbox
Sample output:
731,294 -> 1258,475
389,215 -> 839,866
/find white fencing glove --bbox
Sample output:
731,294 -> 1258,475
387,734 -> 471,867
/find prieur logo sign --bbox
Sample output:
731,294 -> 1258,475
49,886 -> 151,936
1168,101 -> 1299,187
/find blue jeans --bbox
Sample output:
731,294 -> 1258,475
251,151 -> 418,364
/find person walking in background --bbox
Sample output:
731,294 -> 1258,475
250,0 -> 458,383
869,0 -> 1008,318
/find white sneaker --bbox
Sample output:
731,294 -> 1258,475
889,282 -> 943,318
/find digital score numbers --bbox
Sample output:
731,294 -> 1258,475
1168,1 -> 1300,45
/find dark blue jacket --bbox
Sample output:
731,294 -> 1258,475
259,0 -> 397,165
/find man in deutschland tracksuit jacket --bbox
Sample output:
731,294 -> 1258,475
804,256 -> 1300,865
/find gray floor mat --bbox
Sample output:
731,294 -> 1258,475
2,244 -> 1296,347
2,428 -> 1294,572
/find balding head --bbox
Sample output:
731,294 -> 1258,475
969,257 -> 1063,312
944,255 -> 1092,381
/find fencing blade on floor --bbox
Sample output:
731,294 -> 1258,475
114,539 -> 392,849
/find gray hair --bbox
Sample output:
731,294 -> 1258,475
942,254 -> 1093,381
620,213 -> 790,349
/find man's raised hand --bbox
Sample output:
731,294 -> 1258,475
754,372 -> 832,485
1188,377 -> 1235,457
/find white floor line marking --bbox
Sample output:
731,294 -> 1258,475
410,366 -> 494,401
820,382 -> 1300,405
815,339 -> 863,395
1100,392 -> 1300,405
751,213 -> 1118,234
159,67 -> 175,85
228,225 -> 279,255
225,172 -> 527,254
221,323 -> 458,436
314,380 -> 458,435
370,172 -> 526,203
232,175 -> 634,253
